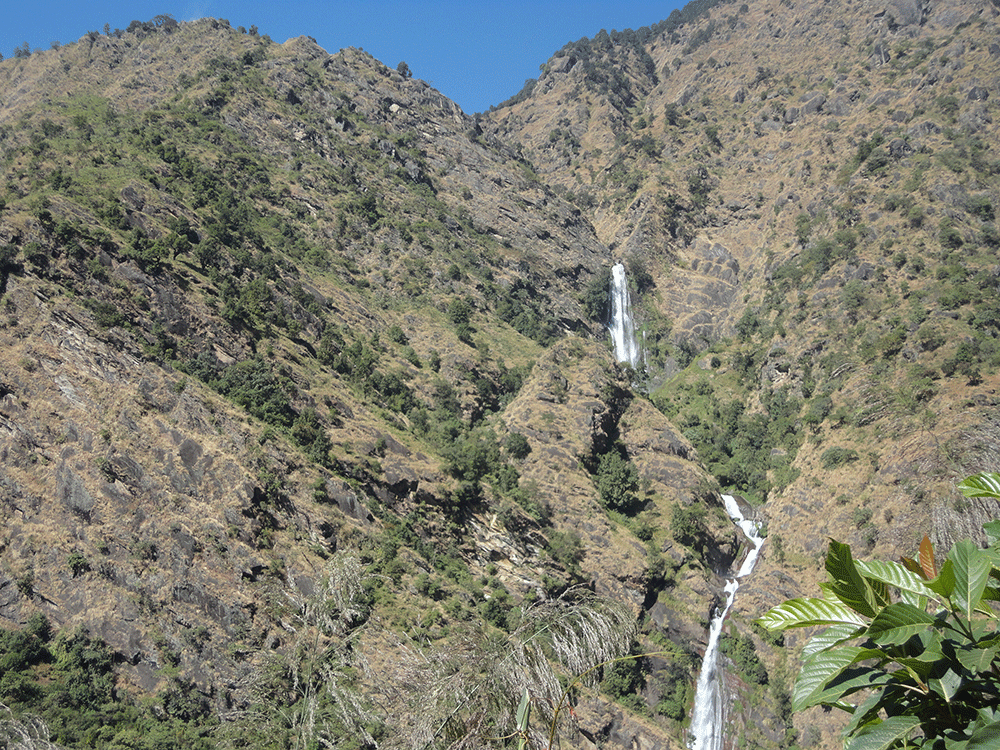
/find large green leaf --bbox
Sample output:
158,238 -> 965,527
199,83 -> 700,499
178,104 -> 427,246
845,715 -> 920,750
956,644 -> 999,674
950,540 -> 993,621
842,690 -> 887,738
856,559 -> 936,605
967,722 -> 1000,750
928,558 -> 956,601
758,597 -> 869,631
928,668 -> 963,703
803,623 -> 867,658
893,655 -> 938,680
793,647 -> 884,711
827,540 -> 886,618
866,602 -> 937,646
957,473 -> 1000,500
984,520 -> 1000,549
969,707 -> 1000,750
808,666 -> 893,711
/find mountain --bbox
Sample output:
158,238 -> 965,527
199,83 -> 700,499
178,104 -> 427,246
0,2 -> 999,749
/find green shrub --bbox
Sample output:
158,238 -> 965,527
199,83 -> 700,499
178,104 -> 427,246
602,649 -> 646,705
131,539 -> 158,561
802,395 -> 833,427
290,408 -> 333,466
213,357 -> 295,428
720,632 -> 767,684
480,589 -> 513,631
386,325 -> 408,345
671,502 -> 707,549
938,218 -> 964,249
84,298 -> 128,329
821,446 -> 859,469
546,529 -> 584,579
504,432 -> 531,460
969,195 -> 995,222
66,552 -> 90,577
15,570 -> 34,598
916,323 -> 945,351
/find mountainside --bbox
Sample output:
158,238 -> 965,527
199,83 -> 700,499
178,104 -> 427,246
490,0 -> 1000,531
0,2 -> 999,749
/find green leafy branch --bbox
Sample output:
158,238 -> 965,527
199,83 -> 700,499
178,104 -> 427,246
758,473 -> 1000,750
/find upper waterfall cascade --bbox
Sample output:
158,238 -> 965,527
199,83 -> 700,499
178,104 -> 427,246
688,495 -> 766,750
608,263 -> 642,368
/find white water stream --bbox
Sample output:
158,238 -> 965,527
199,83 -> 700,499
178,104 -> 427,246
606,262 -> 760,747
688,495 -> 766,750
608,262 -> 642,369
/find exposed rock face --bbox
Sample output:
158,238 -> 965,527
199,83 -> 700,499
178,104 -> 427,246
502,338 -> 721,608
0,280 -> 280,692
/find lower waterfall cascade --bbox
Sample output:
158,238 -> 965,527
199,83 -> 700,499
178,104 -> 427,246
688,495 -> 766,750
608,262 -> 642,369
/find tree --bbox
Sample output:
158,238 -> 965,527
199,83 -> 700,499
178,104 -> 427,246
396,61 -> 412,79
671,502 -> 708,549
758,472 -> 1000,750
595,448 -> 639,513
580,268 -> 612,322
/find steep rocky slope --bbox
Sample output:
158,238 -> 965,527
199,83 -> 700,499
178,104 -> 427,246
0,16 -> 729,750
487,0 -> 1000,582
485,1 -> 1000,745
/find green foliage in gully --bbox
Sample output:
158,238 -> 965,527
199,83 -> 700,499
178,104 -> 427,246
759,473 -> 1000,750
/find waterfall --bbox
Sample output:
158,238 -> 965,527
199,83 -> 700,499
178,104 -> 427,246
608,263 -> 641,368
688,495 -> 766,750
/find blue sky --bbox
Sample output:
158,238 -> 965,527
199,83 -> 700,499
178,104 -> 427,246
1,1 -> 683,113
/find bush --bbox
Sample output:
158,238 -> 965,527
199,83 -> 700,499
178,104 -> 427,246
602,650 -> 646,703
480,589 -> 513,631
290,408 -> 333,466
386,325 -> 408,345
67,552 -> 90,577
916,323 -> 945,351
504,432 -> 531,460
821,446 -> 859,469
671,502 -> 707,549
802,395 -> 833,427
939,218 -> 964,249
720,632 -> 767,684
444,429 -> 502,483
546,529 -> 584,579
212,357 -> 295,429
